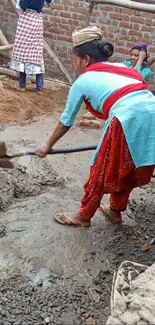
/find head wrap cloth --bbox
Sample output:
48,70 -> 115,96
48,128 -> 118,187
133,41 -> 147,53
72,25 -> 103,47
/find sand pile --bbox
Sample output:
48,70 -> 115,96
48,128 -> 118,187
0,78 -> 68,124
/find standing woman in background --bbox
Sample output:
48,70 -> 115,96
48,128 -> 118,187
10,0 -> 54,94
123,41 -> 151,84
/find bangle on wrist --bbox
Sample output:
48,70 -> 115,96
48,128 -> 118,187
44,142 -> 50,149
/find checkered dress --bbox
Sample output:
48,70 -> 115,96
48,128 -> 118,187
12,9 -> 43,64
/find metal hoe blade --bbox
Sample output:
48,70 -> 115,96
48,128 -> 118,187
0,142 -> 14,169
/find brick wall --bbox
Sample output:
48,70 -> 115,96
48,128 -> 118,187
0,0 -> 155,89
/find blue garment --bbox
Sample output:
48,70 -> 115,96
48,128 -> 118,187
19,0 -> 53,13
60,63 -> 155,168
19,72 -> 44,91
123,60 -> 151,84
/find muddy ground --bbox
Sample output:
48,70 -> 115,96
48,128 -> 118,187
0,79 -> 155,325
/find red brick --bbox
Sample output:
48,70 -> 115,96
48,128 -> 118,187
149,47 -> 155,54
121,8 -> 134,15
52,4 -> 63,10
119,22 -> 132,29
133,23 -> 141,30
140,37 -> 152,45
63,58 -> 74,65
117,47 -> 128,54
130,16 -> 145,24
50,16 -> 61,23
57,35 -> 72,42
142,25 -> 153,32
142,12 -> 155,19
60,12 -> 72,18
104,6 -> 114,11
129,30 -> 142,37
63,0 -> 71,4
44,21 -> 52,27
110,13 -> 124,20
71,7 -> 87,14
126,42 -> 135,48
72,13 -> 78,19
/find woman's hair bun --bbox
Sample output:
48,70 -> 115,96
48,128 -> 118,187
98,40 -> 114,58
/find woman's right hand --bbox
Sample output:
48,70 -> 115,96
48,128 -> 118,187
36,145 -> 51,158
138,50 -> 147,64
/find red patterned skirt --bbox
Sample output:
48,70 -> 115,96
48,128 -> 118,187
79,117 -> 154,218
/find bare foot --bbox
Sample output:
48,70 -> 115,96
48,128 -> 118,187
36,90 -> 43,95
99,204 -> 123,223
54,212 -> 91,227
17,88 -> 26,92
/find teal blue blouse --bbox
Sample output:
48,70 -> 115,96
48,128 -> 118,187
123,61 -> 151,84
60,63 -> 155,168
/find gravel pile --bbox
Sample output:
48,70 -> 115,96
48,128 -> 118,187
0,271 -> 112,325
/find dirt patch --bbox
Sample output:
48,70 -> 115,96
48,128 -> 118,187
0,158 -> 64,211
0,78 -> 68,124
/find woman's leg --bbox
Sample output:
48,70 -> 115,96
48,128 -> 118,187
54,120 -> 115,226
110,189 -> 132,211
19,72 -> 26,90
36,73 -> 44,93
54,117 -> 153,227
54,163 -> 105,227
99,189 -> 132,223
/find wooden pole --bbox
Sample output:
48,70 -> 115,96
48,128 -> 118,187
0,67 -> 19,78
0,29 -> 12,56
148,57 -> 155,67
0,67 -> 70,88
0,30 -> 10,46
87,0 -> 155,12
7,0 -> 72,84
0,44 -> 13,51
43,40 -> 72,84
85,1 -> 95,26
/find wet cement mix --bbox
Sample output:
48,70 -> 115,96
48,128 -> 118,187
0,79 -> 155,325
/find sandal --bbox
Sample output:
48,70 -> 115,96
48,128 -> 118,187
99,204 -> 123,224
54,212 -> 91,227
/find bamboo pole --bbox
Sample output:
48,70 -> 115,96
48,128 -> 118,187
87,0 -> 155,12
7,0 -> 72,84
148,57 -> 155,67
0,29 -> 12,56
85,1 -> 95,26
0,44 -> 13,51
0,67 -> 70,90
43,40 -> 72,84
0,30 -> 10,46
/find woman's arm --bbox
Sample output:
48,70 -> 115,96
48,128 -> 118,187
19,0 -> 28,10
36,81 -> 84,157
36,122 -> 70,157
46,0 -> 54,4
